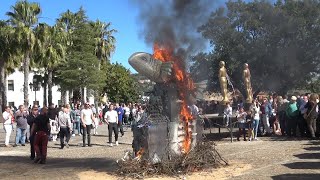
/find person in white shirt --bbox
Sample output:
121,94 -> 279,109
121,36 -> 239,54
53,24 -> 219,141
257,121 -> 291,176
123,104 -> 130,125
237,107 -> 247,141
81,102 -> 95,147
223,102 -> 232,127
3,106 -> 13,147
251,100 -> 261,140
104,104 -> 118,147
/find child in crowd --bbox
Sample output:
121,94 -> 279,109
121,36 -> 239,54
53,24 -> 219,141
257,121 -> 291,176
93,113 -> 99,135
237,107 -> 247,141
246,111 -> 254,141
50,118 -> 59,141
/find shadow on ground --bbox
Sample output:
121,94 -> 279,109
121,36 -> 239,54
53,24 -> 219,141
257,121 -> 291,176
272,173 -> 320,180
0,155 -> 117,173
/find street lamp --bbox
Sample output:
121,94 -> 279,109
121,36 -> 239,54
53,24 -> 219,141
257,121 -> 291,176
29,76 -> 40,105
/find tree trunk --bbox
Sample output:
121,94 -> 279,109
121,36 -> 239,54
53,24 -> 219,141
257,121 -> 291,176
3,73 -> 7,107
0,60 -> 5,113
68,90 -> 73,104
61,90 -> 67,105
48,69 -> 53,105
24,53 -> 30,107
81,87 -> 85,105
43,81 -> 47,107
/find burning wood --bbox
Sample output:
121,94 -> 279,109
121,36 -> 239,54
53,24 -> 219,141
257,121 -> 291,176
117,141 -> 228,179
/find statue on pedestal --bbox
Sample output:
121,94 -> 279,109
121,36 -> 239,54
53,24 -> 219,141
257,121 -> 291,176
219,61 -> 229,104
243,63 -> 253,103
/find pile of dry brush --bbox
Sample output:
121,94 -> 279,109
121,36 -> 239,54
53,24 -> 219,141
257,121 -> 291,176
117,141 -> 228,179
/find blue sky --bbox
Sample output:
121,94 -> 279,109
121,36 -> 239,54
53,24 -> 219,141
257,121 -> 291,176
0,0 -> 265,72
0,0 -> 151,71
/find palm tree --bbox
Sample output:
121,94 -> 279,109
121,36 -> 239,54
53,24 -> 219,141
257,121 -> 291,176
90,20 -> 116,111
91,20 -> 117,64
35,23 -> 66,106
6,0 -> 41,107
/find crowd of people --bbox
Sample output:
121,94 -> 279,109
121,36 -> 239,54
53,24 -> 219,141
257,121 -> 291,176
2,101 -> 146,164
199,93 -> 320,141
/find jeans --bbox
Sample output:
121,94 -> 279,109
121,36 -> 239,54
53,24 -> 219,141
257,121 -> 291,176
287,116 -> 298,137
34,131 -> 48,161
279,111 -> 287,135
59,127 -> 70,148
224,115 -> 230,126
4,124 -> 12,145
118,121 -> 124,136
262,114 -> 271,134
306,117 -> 317,138
252,119 -> 260,139
30,134 -> 35,159
73,121 -> 81,135
82,124 -> 92,146
108,123 -> 118,143
15,127 -> 26,145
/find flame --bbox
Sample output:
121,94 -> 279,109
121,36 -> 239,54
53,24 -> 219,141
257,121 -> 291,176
153,43 -> 195,154
136,148 -> 145,158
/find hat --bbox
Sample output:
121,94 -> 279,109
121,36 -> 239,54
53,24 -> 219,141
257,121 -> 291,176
291,96 -> 297,101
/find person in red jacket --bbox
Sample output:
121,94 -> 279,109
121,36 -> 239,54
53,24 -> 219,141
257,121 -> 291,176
31,107 -> 50,164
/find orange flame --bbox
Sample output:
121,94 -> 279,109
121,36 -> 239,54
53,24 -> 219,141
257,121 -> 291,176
153,43 -> 195,154
136,148 -> 145,158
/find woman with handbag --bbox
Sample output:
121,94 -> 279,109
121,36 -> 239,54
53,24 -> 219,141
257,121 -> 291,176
304,93 -> 319,140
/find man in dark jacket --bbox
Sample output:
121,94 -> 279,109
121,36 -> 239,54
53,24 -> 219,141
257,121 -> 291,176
31,107 -> 50,164
27,105 -> 39,160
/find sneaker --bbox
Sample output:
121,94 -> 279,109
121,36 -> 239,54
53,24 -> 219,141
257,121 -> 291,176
5,144 -> 12,147
78,134 -> 82,136
72,134 -> 75,137
65,143 -> 69,148
249,138 -> 252,141
13,144 -> 18,147
116,141 -> 119,146
21,144 -> 25,146
254,138 -> 259,141
109,143 -> 113,147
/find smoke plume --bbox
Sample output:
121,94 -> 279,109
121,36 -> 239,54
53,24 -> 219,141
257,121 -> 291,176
133,0 -> 222,63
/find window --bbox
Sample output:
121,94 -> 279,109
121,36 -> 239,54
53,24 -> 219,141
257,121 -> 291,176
8,102 -> 14,107
8,80 -> 14,91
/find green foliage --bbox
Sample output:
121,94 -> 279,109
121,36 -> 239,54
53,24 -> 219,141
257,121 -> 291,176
56,12 -> 106,93
194,0 -> 320,95
90,20 -> 117,63
103,63 -> 139,103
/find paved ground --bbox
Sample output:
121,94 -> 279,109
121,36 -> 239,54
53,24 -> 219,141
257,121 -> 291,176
0,124 -> 319,179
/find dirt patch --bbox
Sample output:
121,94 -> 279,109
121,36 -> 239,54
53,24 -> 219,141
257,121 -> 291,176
77,161 -> 251,180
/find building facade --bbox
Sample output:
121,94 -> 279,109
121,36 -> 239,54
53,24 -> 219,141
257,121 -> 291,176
6,69 -> 61,108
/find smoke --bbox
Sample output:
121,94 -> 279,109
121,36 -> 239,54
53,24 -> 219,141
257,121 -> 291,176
133,0 -> 222,62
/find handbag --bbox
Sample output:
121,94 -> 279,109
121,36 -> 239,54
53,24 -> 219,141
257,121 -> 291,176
303,103 -> 317,120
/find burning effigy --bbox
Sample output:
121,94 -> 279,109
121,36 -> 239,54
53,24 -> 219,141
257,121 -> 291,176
116,46 -> 227,178
116,0 -> 228,177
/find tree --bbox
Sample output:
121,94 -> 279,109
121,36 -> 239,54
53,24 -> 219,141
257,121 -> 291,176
91,20 -> 117,63
35,23 -> 66,106
56,14 -> 106,104
104,63 -> 139,103
195,0 -> 320,95
6,0 -> 41,106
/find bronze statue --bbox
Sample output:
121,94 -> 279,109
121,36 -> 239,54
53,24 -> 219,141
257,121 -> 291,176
219,61 -> 229,104
243,63 -> 253,103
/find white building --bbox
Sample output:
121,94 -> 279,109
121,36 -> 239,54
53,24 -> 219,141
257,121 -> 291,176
6,69 -> 61,108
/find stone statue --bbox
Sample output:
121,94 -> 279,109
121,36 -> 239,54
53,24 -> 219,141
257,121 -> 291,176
243,63 -> 253,103
219,61 -> 229,104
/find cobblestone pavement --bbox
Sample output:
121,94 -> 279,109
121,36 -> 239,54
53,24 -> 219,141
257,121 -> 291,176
0,124 -> 319,179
